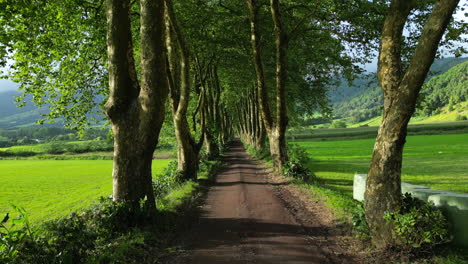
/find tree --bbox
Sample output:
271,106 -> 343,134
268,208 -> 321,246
165,0 -> 205,180
104,0 -> 168,208
1,0 -> 169,209
364,0 -> 460,247
247,0 -> 289,172
245,0 -> 382,171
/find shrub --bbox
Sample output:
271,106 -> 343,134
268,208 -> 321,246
6,197 -> 157,263
0,151 -> 36,157
198,159 -> 223,181
330,120 -> 347,128
0,206 -> 36,263
283,161 -> 311,181
153,161 -> 181,199
245,144 -> 271,161
287,143 -> 311,165
43,142 -> 66,154
455,114 -> 467,121
384,193 -> 450,249
351,203 -> 370,239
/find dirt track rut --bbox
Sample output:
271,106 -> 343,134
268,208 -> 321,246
172,140 -> 355,264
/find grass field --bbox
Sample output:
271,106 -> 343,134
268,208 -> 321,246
295,133 -> 468,196
288,121 -> 468,141
0,159 -> 174,224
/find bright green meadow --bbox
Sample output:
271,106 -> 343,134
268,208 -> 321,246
0,159 -> 174,223
295,133 -> 468,196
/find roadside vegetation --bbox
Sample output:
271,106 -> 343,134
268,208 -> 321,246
0,159 -> 174,223
0,151 -> 222,263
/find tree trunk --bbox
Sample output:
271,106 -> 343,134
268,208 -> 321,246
246,0 -> 289,172
165,0 -> 202,180
175,117 -> 199,180
204,128 -> 219,159
365,0 -> 459,247
105,0 -> 167,209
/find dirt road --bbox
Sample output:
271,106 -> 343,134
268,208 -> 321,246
172,140 -> 355,264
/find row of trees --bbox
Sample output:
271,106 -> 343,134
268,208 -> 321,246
0,0 -> 465,248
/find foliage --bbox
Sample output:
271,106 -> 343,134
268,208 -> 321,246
283,162 -> 311,181
384,193 -> 450,249
245,144 -> 271,162
5,198 -> 157,263
1,0 -> 107,131
417,61 -> 468,117
329,120 -> 347,128
197,159 -> 223,181
287,143 -> 311,165
0,206 -> 36,263
153,161 -> 181,199
351,203 -> 370,239
277,144 -> 312,181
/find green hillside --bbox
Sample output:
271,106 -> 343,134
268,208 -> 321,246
329,57 -> 467,105
332,58 -> 468,124
417,61 -> 468,116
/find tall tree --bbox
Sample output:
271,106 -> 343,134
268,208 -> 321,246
365,0 -> 460,247
247,0 -> 289,172
105,0 -> 168,208
165,0 -> 204,180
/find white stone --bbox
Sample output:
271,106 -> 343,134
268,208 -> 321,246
353,174 -> 367,202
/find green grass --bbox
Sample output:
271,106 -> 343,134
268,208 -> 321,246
0,159 -> 175,224
295,133 -> 468,196
288,121 -> 468,141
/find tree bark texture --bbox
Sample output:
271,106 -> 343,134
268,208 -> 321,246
365,0 -> 459,247
105,0 -> 168,209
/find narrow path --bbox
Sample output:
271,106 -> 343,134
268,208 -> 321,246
172,140 -> 355,264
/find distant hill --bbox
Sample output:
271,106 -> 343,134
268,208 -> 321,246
330,57 -> 468,123
0,89 -> 106,129
0,90 -> 51,128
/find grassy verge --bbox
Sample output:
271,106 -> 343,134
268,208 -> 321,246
1,157 -> 223,263
0,159 -> 174,223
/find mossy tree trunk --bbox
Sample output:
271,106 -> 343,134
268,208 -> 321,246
105,0 -> 168,209
365,0 -> 459,247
